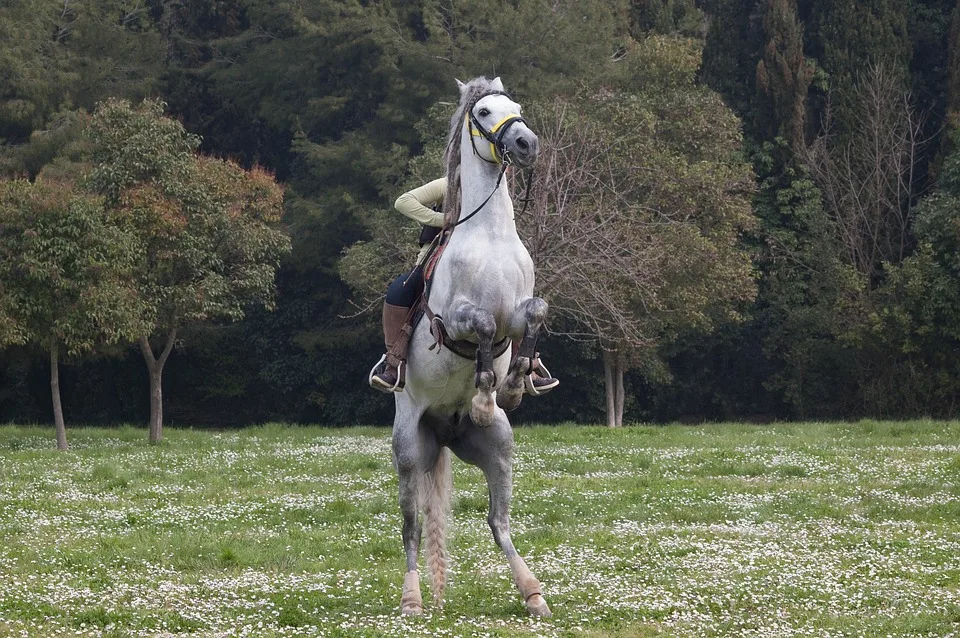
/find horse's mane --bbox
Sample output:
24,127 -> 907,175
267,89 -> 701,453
442,76 -> 501,226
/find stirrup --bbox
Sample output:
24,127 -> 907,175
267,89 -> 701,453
524,360 -> 555,396
368,355 -> 404,393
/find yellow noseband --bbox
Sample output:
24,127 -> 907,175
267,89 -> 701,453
467,113 -> 523,164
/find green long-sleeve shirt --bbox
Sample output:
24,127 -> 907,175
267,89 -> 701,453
395,177 -> 446,264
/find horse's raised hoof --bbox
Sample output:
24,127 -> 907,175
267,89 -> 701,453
471,370 -> 497,427
525,594 -> 552,618
471,392 -> 496,428
496,387 -> 523,412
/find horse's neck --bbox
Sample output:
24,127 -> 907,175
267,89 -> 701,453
429,124 -> 533,310
451,129 -> 517,244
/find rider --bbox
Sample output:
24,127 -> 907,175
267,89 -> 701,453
369,176 -> 559,395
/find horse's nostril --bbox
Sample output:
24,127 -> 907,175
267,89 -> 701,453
516,137 -> 529,151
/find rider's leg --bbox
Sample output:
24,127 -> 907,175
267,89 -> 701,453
370,269 -> 423,393
370,301 -> 410,393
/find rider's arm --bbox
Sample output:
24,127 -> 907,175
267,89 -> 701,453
394,178 -> 446,228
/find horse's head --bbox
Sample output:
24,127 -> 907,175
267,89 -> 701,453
458,77 -> 539,167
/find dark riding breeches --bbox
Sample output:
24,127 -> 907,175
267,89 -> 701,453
385,267 -> 425,308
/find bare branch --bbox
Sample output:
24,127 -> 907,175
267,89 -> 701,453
801,62 -> 928,283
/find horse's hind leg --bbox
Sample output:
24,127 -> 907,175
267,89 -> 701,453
392,411 -> 440,615
497,297 -> 548,412
446,302 -> 498,428
396,447 -> 424,615
488,451 -> 551,617
451,412 -> 552,617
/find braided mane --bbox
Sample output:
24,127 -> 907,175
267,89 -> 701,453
442,76 -> 501,226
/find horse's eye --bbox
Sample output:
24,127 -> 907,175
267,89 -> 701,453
478,108 -> 490,117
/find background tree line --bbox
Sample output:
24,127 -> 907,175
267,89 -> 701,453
0,0 -> 958,430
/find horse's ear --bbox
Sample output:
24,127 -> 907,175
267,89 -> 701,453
455,79 -> 467,95
491,76 -> 505,91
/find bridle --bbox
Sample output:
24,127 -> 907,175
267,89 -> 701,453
467,90 -> 526,166
454,91 -> 534,228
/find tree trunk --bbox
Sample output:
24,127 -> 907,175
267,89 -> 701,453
148,365 -> 163,443
602,348 -> 626,428
140,329 -> 177,444
614,358 -> 625,428
603,349 -> 617,428
50,337 -> 67,450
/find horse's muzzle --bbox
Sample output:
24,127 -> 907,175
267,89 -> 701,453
504,128 -> 539,166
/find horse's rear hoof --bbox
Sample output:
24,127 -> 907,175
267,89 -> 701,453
525,594 -> 552,617
401,603 -> 423,616
401,570 -> 423,616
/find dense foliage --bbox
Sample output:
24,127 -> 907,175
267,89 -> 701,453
0,0 -> 958,426
83,98 -> 290,441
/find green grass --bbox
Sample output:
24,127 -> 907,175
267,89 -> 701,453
0,420 -> 959,636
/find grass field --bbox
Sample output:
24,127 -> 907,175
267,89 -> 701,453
0,421 -> 959,637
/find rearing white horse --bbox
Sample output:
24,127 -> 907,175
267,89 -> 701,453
392,76 -> 552,617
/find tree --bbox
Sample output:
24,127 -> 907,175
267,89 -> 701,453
863,124 -> 960,415
521,39 -> 756,426
518,98 -> 666,427
949,3 -> 960,116
806,0 -> 912,141
749,159 -> 863,418
0,0 -> 163,172
802,63 -> 925,283
699,0 -> 763,122
755,0 -> 815,151
629,0 -> 703,37
85,99 -> 290,442
0,178 -> 144,448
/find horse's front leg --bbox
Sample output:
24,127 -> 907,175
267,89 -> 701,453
496,297 -> 548,412
446,301 -> 498,428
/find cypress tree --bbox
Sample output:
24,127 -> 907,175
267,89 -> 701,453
755,0 -> 814,151
700,0 -> 763,122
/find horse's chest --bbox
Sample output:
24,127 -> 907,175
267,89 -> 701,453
444,247 -> 532,304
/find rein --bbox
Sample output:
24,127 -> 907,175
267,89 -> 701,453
453,160 -> 534,228
515,166 -> 534,218
452,161 -> 508,228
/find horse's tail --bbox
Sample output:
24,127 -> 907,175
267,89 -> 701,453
421,446 -> 452,605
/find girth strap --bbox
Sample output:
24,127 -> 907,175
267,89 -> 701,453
422,303 -> 511,362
